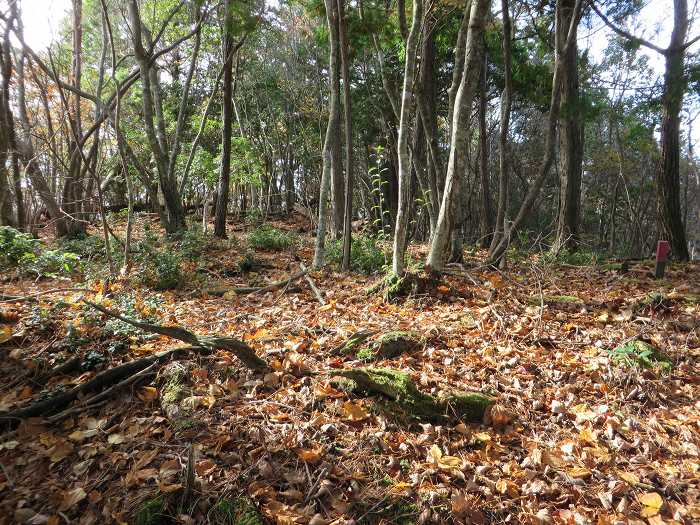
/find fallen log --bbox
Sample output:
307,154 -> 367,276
204,269 -> 308,297
332,367 -> 494,423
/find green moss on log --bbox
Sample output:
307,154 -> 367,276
333,368 -> 494,423
372,331 -> 424,358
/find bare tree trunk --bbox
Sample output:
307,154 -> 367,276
488,0 -> 584,265
127,0 -> 185,234
215,0 -> 234,238
551,0 -> 583,254
391,0 -> 423,276
416,30 -> 441,232
656,0 -> 690,260
488,0 -> 513,256
426,0 -> 490,272
313,0 -> 342,268
478,53 -> 493,247
338,0 -> 354,270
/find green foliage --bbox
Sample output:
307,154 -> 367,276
140,250 -> 182,290
0,226 -> 81,277
58,233 -> 105,259
607,340 -> 673,372
326,234 -> 388,274
211,497 -> 264,525
103,293 -> 163,338
0,226 -> 41,268
27,250 -> 82,278
541,249 -> 598,266
174,229 -> 210,260
247,224 -> 296,251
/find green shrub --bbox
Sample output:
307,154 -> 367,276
327,234 -> 387,274
0,226 -> 40,267
139,251 -> 182,290
247,224 -> 295,251
541,248 -> 597,266
103,293 -> 163,337
27,249 -> 82,277
58,233 -> 105,258
175,229 -> 209,259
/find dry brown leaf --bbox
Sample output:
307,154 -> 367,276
58,487 -> 86,512
295,446 -> 323,463
195,459 -> 217,477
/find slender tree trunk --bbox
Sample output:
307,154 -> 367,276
313,0 -> 342,268
330,15 -> 345,240
488,0 -> 584,265
426,0 -> 490,272
489,0 -> 513,256
656,0 -> 690,260
391,0 -> 423,276
215,0 -> 234,238
416,30 -> 441,232
551,0 -> 584,253
478,52 -> 493,247
338,0 -> 354,270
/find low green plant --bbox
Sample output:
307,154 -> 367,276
247,224 -> 295,251
542,248 -> 597,266
175,229 -> 209,259
103,293 -> 163,337
0,226 -> 41,268
26,249 -> 82,277
58,233 -> 105,258
607,340 -> 672,372
327,234 -> 387,274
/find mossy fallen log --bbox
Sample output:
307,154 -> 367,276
356,331 -> 425,360
332,368 -> 494,423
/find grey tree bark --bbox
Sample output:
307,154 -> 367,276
488,0 -> 513,257
426,0 -> 491,272
391,0 -> 423,276
313,0 -> 343,268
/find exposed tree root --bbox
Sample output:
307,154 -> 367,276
85,301 -> 269,371
0,345 -> 201,428
332,367 -> 494,423
0,302 -> 270,429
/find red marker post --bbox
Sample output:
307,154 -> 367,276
655,240 -> 671,279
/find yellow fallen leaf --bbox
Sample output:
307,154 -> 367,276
138,386 -> 158,402
437,455 -> 462,470
568,467 -> 592,479
342,401 -> 370,422
427,444 -> 443,464
495,479 -> 520,497
474,432 -> 491,443
107,433 -> 125,445
0,325 -> 12,344
639,492 -> 663,517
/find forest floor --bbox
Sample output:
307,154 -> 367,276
1,214 -> 699,525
